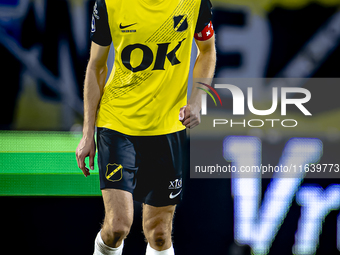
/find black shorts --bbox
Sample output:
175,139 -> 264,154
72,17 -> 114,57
96,127 -> 187,207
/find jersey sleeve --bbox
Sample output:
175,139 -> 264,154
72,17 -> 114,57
195,0 -> 213,33
90,0 -> 112,46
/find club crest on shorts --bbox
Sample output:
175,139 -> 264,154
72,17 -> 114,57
173,15 -> 188,32
105,163 -> 123,182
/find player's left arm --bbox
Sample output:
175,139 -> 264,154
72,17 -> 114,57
180,34 -> 216,128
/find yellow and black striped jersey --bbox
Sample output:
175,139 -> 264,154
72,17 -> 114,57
91,0 -> 212,136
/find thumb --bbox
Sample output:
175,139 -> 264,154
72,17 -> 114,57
179,106 -> 186,121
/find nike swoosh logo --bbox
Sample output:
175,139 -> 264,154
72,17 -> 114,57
119,23 -> 137,29
169,189 -> 182,199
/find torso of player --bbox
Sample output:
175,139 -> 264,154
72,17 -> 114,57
96,0 -> 201,136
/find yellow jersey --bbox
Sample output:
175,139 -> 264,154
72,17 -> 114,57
91,0 -> 212,136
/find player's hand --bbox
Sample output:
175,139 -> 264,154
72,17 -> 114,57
179,104 -> 201,129
76,136 -> 96,177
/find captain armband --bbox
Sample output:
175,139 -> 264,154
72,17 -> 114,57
194,21 -> 214,41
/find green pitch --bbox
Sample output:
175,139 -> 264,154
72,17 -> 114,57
0,131 -> 101,196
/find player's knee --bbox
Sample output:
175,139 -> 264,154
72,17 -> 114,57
153,228 -> 168,247
103,216 -> 132,244
103,224 -> 130,246
111,226 -> 130,242
143,205 -> 175,248
144,223 -> 171,248
114,220 -> 131,237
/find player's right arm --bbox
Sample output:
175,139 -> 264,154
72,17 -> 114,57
77,0 -> 112,177
76,42 -> 110,177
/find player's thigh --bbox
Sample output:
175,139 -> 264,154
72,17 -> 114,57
102,189 -> 134,229
142,204 -> 176,235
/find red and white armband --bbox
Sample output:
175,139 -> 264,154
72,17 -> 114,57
194,21 -> 214,41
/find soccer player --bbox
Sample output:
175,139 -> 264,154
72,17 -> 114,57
76,0 -> 216,254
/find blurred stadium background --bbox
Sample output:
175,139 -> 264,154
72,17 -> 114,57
1,0 -> 340,254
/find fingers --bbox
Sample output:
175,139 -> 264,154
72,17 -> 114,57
182,116 -> 200,128
179,105 -> 189,125
76,138 -> 96,177
180,105 -> 200,129
83,167 -> 91,177
76,151 -> 90,177
182,117 -> 190,126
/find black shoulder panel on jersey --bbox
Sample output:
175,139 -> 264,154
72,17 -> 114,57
90,0 -> 112,46
195,0 -> 213,33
